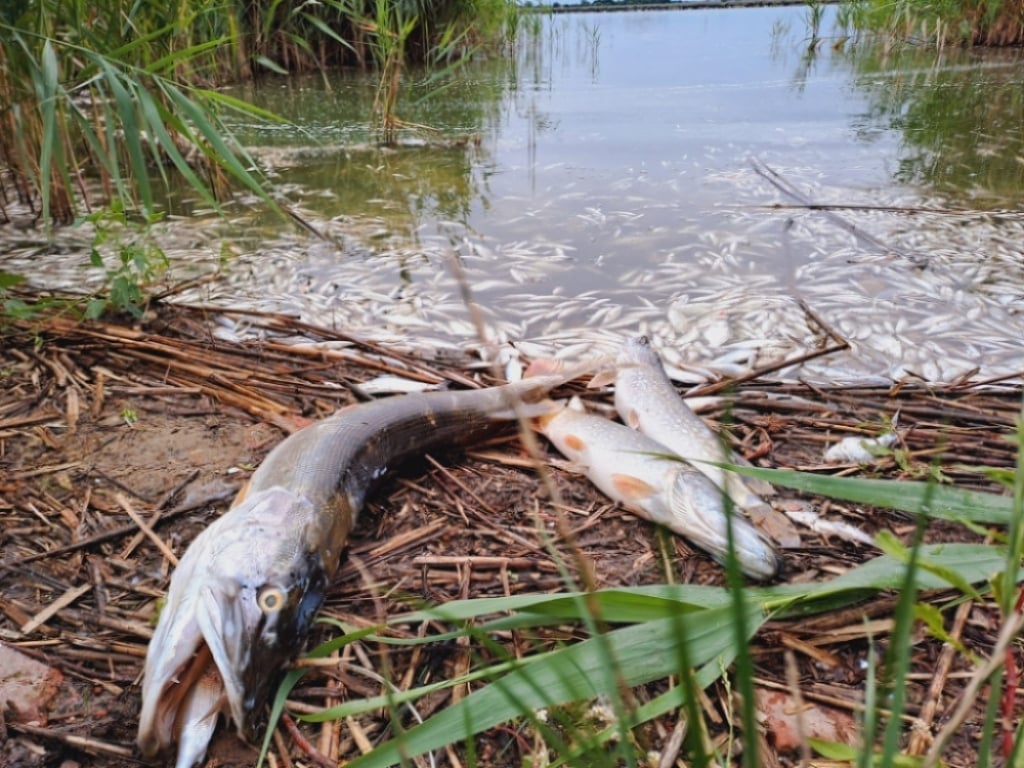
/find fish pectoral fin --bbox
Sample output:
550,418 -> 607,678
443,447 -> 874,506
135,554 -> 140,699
664,471 -> 714,540
548,457 -> 589,476
587,369 -> 616,388
624,407 -> 641,430
611,473 -> 658,502
746,503 -> 801,548
665,475 -> 781,580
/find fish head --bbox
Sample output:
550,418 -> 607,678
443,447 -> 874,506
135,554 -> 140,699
666,469 -> 781,581
617,334 -> 664,370
138,488 -> 334,761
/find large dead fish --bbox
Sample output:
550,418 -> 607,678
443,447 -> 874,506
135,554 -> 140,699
613,335 -> 799,548
137,375 -> 569,768
535,398 -> 780,580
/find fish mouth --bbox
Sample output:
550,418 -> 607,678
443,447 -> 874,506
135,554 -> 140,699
196,581 -> 264,740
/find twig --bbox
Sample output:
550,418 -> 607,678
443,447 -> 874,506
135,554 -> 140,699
8,721 -> 135,758
116,493 -> 179,566
924,607 -> 1024,767
797,297 -> 849,349
690,342 -> 848,397
19,583 -> 91,635
907,599 -> 972,755
281,712 -> 334,768
751,157 -> 927,267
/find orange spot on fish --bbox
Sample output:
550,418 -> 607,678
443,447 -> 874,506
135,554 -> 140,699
564,433 -> 586,452
611,473 -> 656,501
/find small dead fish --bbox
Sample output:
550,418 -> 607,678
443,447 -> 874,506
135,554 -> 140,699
137,374 -> 576,768
612,335 -> 800,548
824,432 -> 898,463
354,374 -> 442,396
535,398 -> 779,580
779,500 -> 875,547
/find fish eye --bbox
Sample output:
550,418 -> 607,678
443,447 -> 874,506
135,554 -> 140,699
257,586 -> 285,613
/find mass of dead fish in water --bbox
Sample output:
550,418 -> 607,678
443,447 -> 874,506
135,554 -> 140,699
5,163 -> 1024,386
165,163 -> 1024,387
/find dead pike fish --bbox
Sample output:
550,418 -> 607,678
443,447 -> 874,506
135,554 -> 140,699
612,335 -> 800,548
137,375 -> 569,768
535,399 -> 780,580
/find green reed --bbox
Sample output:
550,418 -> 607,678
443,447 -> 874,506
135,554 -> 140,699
0,0 -> 515,226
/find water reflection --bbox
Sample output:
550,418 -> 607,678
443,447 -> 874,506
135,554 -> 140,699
834,42 -> 1024,206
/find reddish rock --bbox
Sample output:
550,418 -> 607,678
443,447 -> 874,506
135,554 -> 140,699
0,643 -> 64,725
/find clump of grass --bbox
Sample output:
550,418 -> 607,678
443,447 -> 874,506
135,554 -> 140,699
0,0 -> 516,227
266,429 -> 1024,766
838,0 -> 1024,46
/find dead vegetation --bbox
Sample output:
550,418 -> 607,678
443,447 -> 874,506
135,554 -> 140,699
0,301 -> 1020,767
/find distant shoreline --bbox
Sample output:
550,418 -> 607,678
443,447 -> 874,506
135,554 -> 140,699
527,0 -> 839,12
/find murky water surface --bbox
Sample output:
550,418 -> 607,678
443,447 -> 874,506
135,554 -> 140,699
11,7 -> 1024,383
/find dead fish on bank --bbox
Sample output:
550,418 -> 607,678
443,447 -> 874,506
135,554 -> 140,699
535,398 -> 780,580
137,374 -> 573,768
824,415 -> 900,463
609,335 -> 800,548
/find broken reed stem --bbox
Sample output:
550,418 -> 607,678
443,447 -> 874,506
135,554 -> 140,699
924,608 -> 1024,768
907,599 -> 973,755
115,493 -> 179,566
9,722 -> 135,758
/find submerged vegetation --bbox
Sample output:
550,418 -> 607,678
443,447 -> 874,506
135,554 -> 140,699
0,0 -> 514,227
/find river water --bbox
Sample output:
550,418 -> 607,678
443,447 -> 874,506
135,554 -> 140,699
12,6 -> 1024,384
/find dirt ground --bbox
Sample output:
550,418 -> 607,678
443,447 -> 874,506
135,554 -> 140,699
1,302 -> 1021,768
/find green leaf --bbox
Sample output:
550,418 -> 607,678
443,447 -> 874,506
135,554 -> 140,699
0,272 -> 26,289
335,601 -> 767,768
874,531 -> 983,601
728,465 -> 1015,525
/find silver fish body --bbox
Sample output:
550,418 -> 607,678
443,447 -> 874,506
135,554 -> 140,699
138,376 -> 566,768
614,335 -> 774,506
536,400 -> 779,580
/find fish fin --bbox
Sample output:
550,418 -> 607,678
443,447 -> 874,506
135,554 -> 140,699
588,369 -> 616,388
548,457 -> 590,476
523,358 -> 566,378
746,503 -> 801,548
563,433 -> 587,452
611,473 -> 657,502
490,397 -> 564,423
727,454 -> 777,496
624,407 -> 641,430
531,400 -> 568,432
231,480 -> 251,507
524,355 -> 610,384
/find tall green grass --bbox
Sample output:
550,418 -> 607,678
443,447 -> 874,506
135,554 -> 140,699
0,0 -> 517,226
838,0 -> 1024,46
266,432 -> 1024,766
